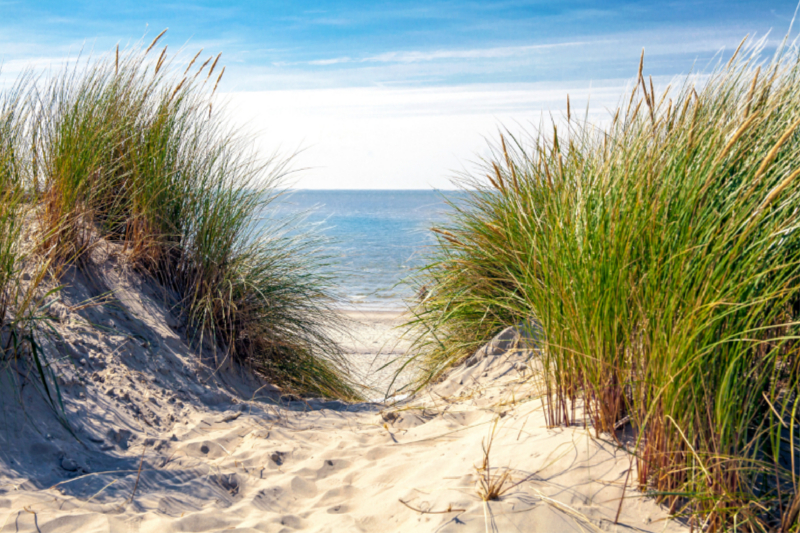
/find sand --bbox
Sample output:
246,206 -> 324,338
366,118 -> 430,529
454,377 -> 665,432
0,245 -> 687,532
327,309 -> 413,399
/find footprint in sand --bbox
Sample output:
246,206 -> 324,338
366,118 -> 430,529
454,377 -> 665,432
211,473 -> 241,496
364,446 -> 394,461
252,487 -> 287,512
275,514 -> 304,530
316,484 -> 362,507
295,457 -> 351,479
289,475 -> 318,498
182,441 -> 226,459
270,450 -> 287,466
318,458 -> 350,478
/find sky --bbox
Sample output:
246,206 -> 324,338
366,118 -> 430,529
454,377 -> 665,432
1,1 -> 798,188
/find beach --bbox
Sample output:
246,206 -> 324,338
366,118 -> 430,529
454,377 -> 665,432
0,258 -> 687,533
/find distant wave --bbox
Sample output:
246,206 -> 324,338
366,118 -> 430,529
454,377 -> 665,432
263,190 -> 462,309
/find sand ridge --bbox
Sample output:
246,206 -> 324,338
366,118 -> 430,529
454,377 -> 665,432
0,246 -> 687,532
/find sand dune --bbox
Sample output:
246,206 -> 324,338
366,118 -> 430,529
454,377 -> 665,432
0,249 -> 686,532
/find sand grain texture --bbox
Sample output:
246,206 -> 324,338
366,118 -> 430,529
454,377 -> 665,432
0,247 -> 686,532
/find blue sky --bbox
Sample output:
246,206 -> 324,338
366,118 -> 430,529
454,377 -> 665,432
3,1 -> 796,88
2,1 -> 799,187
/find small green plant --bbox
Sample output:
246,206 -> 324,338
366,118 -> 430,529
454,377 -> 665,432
407,35 -> 800,531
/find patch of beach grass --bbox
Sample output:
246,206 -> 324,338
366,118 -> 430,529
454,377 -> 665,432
407,35 -> 800,530
3,33 -> 357,400
0,78 -> 26,328
0,74 -> 67,416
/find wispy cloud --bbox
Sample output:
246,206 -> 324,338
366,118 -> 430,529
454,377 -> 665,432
301,39 -> 609,67
308,56 -> 354,66
363,40 -> 608,63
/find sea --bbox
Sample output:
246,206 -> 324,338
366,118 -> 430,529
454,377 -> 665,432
265,190 -> 462,310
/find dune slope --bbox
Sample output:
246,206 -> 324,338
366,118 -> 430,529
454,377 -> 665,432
0,245 -> 685,533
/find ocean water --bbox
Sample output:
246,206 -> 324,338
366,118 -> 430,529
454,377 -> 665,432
266,190 -> 461,310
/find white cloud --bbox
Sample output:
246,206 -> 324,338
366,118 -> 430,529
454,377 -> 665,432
301,40 -> 609,67
361,40 -> 606,63
308,57 -> 353,66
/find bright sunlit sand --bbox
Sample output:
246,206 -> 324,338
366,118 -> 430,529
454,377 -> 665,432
0,259 -> 686,532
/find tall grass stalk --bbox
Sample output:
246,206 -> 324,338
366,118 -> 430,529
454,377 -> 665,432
0,77 -> 26,327
9,36 -> 357,400
0,74 -> 66,417
408,37 -> 800,530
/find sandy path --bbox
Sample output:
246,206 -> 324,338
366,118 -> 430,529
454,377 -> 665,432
327,309 -> 413,399
0,255 -> 688,533
2,333 -> 686,533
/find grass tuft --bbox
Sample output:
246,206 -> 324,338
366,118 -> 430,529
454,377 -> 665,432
475,420 -> 513,502
0,73 -> 67,418
1,34 -> 358,401
0,77 -> 26,329
407,35 -> 800,530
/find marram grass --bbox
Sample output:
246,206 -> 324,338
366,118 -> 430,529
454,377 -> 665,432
0,33 -> 359,401
0,74 -> 67,416
407,37 -> 800,531
0,77 -> 25,328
